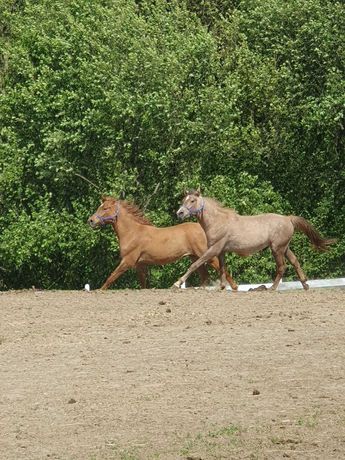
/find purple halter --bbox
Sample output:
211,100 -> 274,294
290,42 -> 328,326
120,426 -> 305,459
95,202 -> 120,226
183,199 -> 205,216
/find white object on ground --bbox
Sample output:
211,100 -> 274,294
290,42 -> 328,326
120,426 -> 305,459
180,278 -> 345,292
236,277 -> 345,292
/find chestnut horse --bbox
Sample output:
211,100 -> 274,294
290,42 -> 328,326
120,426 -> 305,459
88,196 -> 238,290
174,190 -> 336,290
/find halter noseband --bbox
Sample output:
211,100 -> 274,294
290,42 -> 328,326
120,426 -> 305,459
183,198 -> 205,216
95,202 -> 120,226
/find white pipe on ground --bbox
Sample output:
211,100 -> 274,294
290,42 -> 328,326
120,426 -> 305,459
236,278 -> 345,292
180,278 -> 345,291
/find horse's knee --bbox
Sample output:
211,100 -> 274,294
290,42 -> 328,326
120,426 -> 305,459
274,260 -> 286,275
278,263 -> 286,274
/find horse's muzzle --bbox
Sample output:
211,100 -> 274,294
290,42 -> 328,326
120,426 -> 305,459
176,208 -> 187,220
87,217 -> 100,229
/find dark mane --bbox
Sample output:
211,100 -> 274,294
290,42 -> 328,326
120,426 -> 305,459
120,200 -> 153,226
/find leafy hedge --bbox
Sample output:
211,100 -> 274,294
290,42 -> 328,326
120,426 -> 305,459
0,0 -> 344,289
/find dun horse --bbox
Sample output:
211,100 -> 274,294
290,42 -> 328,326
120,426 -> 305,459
88,196 -> 238,290
174,190 -> 336,290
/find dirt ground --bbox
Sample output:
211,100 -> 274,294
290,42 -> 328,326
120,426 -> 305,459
1,288 -> 345,460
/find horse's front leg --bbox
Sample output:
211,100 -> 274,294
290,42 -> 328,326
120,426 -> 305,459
190,255 -> 209,287
101,257 -> 133,289
269,248 -> 287,291
173,243 -> 223,288
208,257 -> 238,291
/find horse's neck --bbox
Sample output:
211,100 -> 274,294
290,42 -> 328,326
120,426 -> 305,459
198,202 -> 216,233
198,199 -> 228,234
113,208 -> 146,242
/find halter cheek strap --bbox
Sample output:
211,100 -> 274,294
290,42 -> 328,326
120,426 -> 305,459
96,202 -> 120,225
184,199 -> 205,216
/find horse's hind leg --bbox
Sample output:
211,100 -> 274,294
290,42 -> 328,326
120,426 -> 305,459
217,252 -> 227,290
208,257 -> 238,291
137,265 -> 149,289
270,248 -> 287,290
285,248 -> 309,290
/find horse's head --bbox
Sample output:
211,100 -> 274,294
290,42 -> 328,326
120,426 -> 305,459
176,189 -> 204,220
88,196 -> 119,229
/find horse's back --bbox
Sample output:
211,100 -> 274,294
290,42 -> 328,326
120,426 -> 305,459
153,221 -> 207,247
237,213 -> 293,236
150,221 -> 204,237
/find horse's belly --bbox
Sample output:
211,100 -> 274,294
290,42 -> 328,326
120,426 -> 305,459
138,249 -> 190,265
225,239 -> 268,256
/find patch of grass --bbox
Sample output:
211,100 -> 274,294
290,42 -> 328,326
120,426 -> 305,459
270,436 -> 281,445
150,454 -> 161,459
179,423 -> 241,458
119,451 -> 139,460
208,425 -> 239,438
104,441 -> 140,460
297,411 -> 320,428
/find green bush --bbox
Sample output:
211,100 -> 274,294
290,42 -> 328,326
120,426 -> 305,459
0,0 -> 343,289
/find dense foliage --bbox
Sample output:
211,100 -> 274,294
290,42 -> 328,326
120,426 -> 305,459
0,0 -> 344,289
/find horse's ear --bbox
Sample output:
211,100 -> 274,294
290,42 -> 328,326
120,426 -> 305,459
195,186 -> 201,196
101,195 -> 107,203
119,190 -> 126,200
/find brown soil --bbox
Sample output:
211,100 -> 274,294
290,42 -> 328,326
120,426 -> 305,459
1,288 -> 345,459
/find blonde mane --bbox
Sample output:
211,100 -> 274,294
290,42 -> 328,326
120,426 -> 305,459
204,196 -> 237,215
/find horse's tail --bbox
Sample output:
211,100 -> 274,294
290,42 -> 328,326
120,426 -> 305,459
290,216 -> 337,251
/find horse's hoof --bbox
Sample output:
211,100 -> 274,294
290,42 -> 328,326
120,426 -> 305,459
171,282 -> 181,289
303,282 -> 310,291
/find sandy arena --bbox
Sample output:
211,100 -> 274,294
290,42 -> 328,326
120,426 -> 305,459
1,288 -> 345,459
